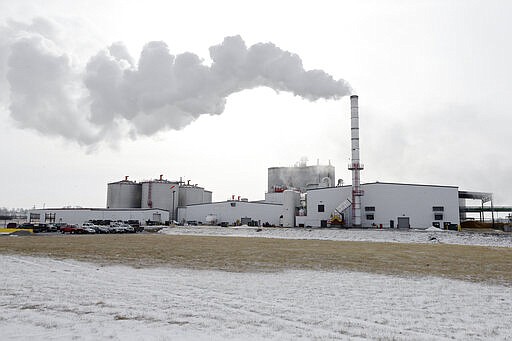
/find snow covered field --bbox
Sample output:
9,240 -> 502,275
1,255 -> 511,340
159,226 -> 512,248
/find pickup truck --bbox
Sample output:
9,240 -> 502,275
60,224 -> 86,234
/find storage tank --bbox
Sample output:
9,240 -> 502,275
282,190 -> 300,227
141,176 -> 180,214
268,163 -> 335,193
178,186 -> 206,206
203,190 -> 213,204
106,177 -> 142,209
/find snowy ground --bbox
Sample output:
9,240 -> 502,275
159,226 -> 512,248
1,255 -> 511,340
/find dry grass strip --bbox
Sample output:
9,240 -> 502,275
1,234 -> 511,285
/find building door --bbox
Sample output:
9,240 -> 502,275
397,217 -> 410,229
152,213 -> 161,223
320,220 -> 328,228
390,220 -> 394,228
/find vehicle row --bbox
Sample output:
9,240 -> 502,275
6,221 -> 142,234
6,222 -> 62,232
61,222 -> 137,234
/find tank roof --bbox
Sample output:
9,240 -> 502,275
107,180 -> 140,185
268,164 -> 335,170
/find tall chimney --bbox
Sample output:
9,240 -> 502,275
348,95 -> 364,227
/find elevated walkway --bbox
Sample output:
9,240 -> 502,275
459,190 -> 511,223
461,206 -> 512,213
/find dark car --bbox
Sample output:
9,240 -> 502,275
33,223 -> 48,233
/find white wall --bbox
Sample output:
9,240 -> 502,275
302,183 -> 460,228
29,208 -> 168,226
265,192 -> 285,204
178,201 -> 283,226
361,183 -> 460,228
303,186 -> 352,227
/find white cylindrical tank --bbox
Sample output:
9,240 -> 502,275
178,186 -> 205,206
282,190 -> 299,228
203,191 -> 212,203
141,178 -> 179,212
107,179 -> 142,209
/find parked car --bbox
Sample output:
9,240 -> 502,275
60,224 -> 85,234
47,224 -> 58,232
95,225 -> 111,234
113,223 -> 132,233
82,227 -> 96,234
123,224 -> 135,233
33,223 -> 48,233
81,222 -> 98,233
127,220 -> 141,231
82,222 -> 96,229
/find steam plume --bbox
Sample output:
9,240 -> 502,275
0,18 -> 351,146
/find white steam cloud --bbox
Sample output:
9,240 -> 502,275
0,18 -> 351,146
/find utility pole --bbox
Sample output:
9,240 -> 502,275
169,185 -> 176,224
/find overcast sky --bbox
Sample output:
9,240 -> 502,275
1,0 -> 511,209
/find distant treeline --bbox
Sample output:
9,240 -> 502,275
0,207 -> 28,219
0,207 -> 28,214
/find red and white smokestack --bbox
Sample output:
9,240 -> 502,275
349,95 -> 364,227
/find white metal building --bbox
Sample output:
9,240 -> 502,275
297,182 -> 460,229
177,200 -> 285,226
28,175 -> 214,227
28,208 -> 169,226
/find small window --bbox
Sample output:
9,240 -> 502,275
434,214 -> 443,220
318,204 -> 325,212
366,214 -> 375,220
365,206 -> 375,212
433,206 -> 444,212
44,212 -> 56,223
230,202 -> 236,207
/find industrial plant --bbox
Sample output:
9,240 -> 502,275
28,96 -> 508,229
